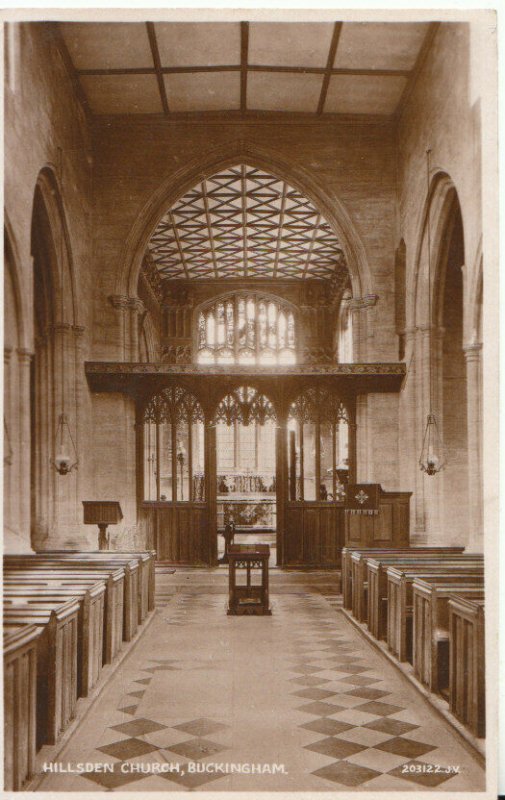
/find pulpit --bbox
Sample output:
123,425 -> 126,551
344,484 -> 411,548
227,544 -> 271,616
82,501 -> 123,550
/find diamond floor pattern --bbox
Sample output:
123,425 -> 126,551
36,568 -> 485,792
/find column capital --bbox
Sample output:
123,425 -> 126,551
72,325 -> 86,337
347,294 -> 379,312
48,322 -> 73,335
16,347 -> 33,364
463,342 -> 483,361
108,294 -> 130,310
4,346 -> 12,364
128,298 -> 145,313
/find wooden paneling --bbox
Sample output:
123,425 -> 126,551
148,504 -> 212,564
283,503 -> 344,567
345,490 -> 411,548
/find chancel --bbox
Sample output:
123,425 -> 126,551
3,14 -> 495,795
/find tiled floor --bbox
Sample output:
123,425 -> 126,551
36,568 -> 485,792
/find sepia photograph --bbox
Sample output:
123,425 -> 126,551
2,6 -> 500,797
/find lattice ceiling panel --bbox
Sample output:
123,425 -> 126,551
147,164 -> 348,281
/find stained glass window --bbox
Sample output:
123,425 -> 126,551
197,294 -> 296,365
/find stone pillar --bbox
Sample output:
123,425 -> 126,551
49,323 -> 81,547
162,285 -> 194,364
17,348 -> 33,546
129,298 -> 144,362
415,324 -> 445,543
109,295 -> 147,362
4,347 -> 13,530
275,417 -> 288,566
355,396 -> 369,482
348,294 -> 378,361
399,327 -> 421,542
464,343 -> 483,550
108,294 -> 130,361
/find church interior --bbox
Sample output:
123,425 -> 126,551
3,16 -> 493,793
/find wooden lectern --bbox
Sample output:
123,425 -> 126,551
82,501 -> 123,550
227,544 -> 271,616
344,484 -> 411,548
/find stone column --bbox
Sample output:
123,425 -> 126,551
128,298 -> 144,362
399,327 -> 422,542
17,348 -> 33,545
348,294 -> 378,362
415,324 -> 445,543
49,323 -> 81,546
4,347 -> 13,528
464,343 -> 483,550
275,417 -> 288,566
108,294 -> 130,361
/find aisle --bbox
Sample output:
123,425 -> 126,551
37,569 -> 485,792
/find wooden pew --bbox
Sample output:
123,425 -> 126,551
387,566 -> 483,664
366,553 -> 483,638
342,546 -> 465,611
4,583 -> 105,697
5,556 -> 138,642
412,577 -> 484,694
4,599 -> 80,748
4,624 -> 40,791
3,570 -> 124,663
38,550 -> 154,622
448,594 -> 485,738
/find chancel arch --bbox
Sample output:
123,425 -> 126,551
119,144 -> 373,303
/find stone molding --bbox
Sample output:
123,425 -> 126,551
347,293 -> 379,311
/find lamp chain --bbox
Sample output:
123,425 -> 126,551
426,148 -> 433,416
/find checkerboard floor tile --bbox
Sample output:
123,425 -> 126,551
36,569 -> 486,792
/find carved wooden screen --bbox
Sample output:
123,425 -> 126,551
143,386 -> 205,502
214,387 -> 277,498
288,387 -> 349,502
197,295 -> 296,365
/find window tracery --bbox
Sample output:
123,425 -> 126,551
197,295 -> 296,365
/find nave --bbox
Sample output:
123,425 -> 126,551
35,567 -> 484,793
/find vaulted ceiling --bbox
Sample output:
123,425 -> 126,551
57,21 -> 434,118
147,164 -> 348,282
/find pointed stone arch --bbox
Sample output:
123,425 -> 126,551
30,165 -> 83,548
117,140 -> 373,302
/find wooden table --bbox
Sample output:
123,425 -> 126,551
228,544 -> 271,616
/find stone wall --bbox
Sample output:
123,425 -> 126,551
4,20 -> 487,552
396,21 -> 485,547
4,23 -> 95,550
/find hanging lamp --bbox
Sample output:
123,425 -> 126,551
50,147 -> 78,476
419,149 -> 445,476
